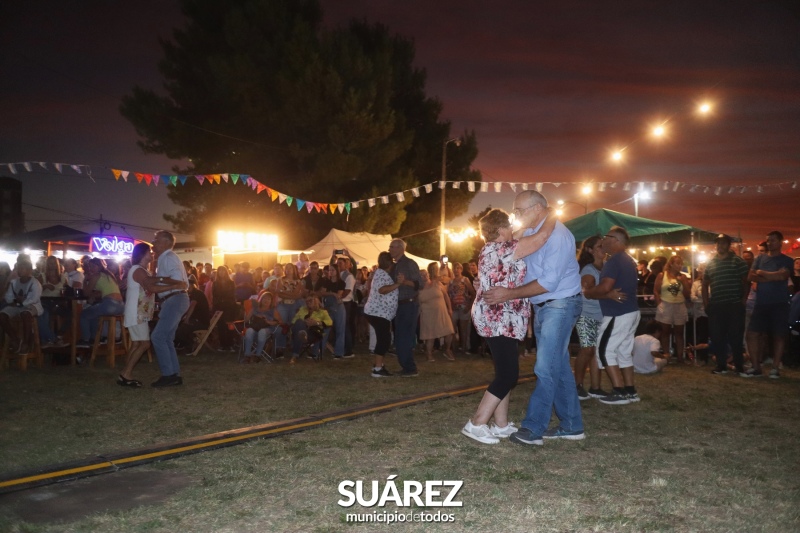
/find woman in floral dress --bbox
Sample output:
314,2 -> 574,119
462,208 -> 554,444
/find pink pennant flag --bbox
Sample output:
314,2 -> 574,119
278,193 -> 287,204
196,175 -> 206,184
121,171 -> 129,182
306,202 -> 315,213
221,173 -> 229,183
337,204 -> 345,214
70,165 -> 82,174
153,175 -> 161,186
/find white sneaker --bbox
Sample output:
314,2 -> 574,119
461,420 -> 500,444
489,422 -> 519,438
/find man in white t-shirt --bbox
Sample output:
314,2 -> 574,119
633,321 -> 668,374
151,231 -> 190,387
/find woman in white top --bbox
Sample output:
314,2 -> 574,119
119,243 -> 185,387
363,252 -> 401,377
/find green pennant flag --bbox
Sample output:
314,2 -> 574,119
345,203 -> 351,214
231,173 -> 239,184
286,196 -> 293,206
170,175 -> 178,186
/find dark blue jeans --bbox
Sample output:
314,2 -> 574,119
394,301 -> 419,372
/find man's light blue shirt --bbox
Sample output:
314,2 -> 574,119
522,219 -> 581,304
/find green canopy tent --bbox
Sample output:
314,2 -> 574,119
563,209 -> 733,246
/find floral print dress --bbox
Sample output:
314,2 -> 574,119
471,239 -> 529,341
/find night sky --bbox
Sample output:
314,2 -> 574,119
1,0 -> 798,249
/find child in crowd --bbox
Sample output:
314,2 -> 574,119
633,320 -> 669,374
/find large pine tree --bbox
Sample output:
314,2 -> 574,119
121,0 -> 479,250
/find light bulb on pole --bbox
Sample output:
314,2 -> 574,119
440,137 -> 461,256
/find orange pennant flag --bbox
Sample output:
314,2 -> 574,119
329,204 -> 337,214
112,169 -> 122,181
212,174 -> 221,184
270,189 -> 279,202
135,172 -> 145,183
256,183 -> 267,194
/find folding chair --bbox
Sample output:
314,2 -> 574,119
190,310 -> 223,356
297,326 -> 331,361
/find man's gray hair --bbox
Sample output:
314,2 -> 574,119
390,238 -> 407,251
516,190 -> 548,209
608,225 -> 630,247
155,230 -> 176,248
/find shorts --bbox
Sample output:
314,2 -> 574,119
655,301 -> 688,326
0,304 -> 39,319
596,310 -> 641,369
127,322 -> 150,341
575,315 -> 600,348
748,302 -> 790,335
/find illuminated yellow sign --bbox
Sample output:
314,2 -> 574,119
217,231 -> 278,252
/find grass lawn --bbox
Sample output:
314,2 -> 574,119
1,345 -> 799,532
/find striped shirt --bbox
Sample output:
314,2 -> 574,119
705,254 -> 749,305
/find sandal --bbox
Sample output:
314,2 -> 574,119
117,375 -> 142,388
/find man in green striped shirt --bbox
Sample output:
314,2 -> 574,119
702,234 -> 750,375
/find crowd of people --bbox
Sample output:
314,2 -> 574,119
1,211 -> 797,436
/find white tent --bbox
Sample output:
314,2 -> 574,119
304,228 -> 436,270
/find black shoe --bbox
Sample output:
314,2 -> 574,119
509,427 -> 544,446
576,385 -> 590,401
400,369 -> 419,378
587,388 -> 610,399
117,375 -> 142,388
711,368 -> 728,375
151,374 -> 183,387
371,366 -> 393,378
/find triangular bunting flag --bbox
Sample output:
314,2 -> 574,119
112,169 -> 122,181
317,203 -> 327,213
396,192 -> 405,202
135,173 -> 145,183
623,182 -> 631,191
509,183 -> 517,192
452,182 -> 461,189
368,198 -> 376,207
296,199 -> 306,211
345,203 -> 351,214
278,193 -> 287,204
424,183 -> 433,193
221,173 -> 229,183
231,173 -> 239,184
213,174 -> 221,184
270,189 -> 279,202
241,174 -> 251,185
521,183 -> 529,190
22,162 -> 31,172
307,202 -> 316,213
71,165 -> 82,174
7,164 -> 16,174
494,182 -> 502,192
286,196 -> 293,206
153,175 -> 161,186
38,162 -> 48,170
256,184 -> 267,194
535,183 -> 543,192
480,182 -> 489,192
467,181 -> 475,192
351,201 -> 359,209
54,163 -> 63,173
411,187 -> 420,197
438,181 -> 445,189
329,204 -> 337,214
337,203 -> 344,214
380,196 -> 389,204
196,175 -> 206,184
144,174 -> 153,185
178,175 -> 187,185
170,175 -> 178,186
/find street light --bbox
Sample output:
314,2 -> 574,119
440,137 -> 461,256
633,191 -> 651,217
555,198 -> 588,217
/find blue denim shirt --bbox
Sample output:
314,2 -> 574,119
522,219 -> 581,304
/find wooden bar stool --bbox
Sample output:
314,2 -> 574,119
90,315 -> 129,367
0,319 -> 43,371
